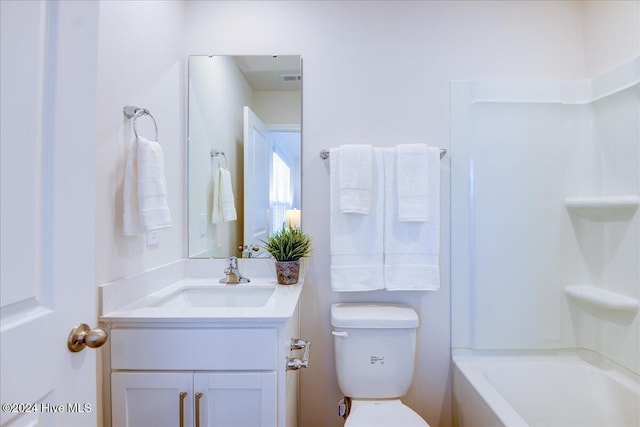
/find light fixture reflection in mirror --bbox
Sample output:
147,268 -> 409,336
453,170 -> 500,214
188,55 -> 302,259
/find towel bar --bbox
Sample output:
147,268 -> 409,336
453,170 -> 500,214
320,148 -> 447,160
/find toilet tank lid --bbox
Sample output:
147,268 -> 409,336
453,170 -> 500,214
331,303 -> 419,328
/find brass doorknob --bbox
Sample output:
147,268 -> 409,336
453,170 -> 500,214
67,323 -> 108,352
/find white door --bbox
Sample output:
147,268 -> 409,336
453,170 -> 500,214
194,372 -> 277,427
243,106 -> 273,249
0,2 -> 100,426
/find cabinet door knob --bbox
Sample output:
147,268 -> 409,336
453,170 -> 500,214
67,323 -> 108,352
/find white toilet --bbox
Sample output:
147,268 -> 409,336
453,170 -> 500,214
331,303 -> 430,427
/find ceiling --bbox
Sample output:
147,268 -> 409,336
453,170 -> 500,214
233,55 -> 301,92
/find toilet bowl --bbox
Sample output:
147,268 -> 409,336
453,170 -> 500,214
331,303 -> 429,427
345,399 -> 428,427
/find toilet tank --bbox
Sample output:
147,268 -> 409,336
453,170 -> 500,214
331,303 -> 419,399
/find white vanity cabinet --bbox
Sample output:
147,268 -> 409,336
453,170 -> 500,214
104,308 -> 301,427
111,371 -> 276,427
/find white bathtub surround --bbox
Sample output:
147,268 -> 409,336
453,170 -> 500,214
451,57 -> 640,374
330,148 -> 385,291
384,147 -> 441,291
565,195 -> 639,221
565,285 -> 639,311
452,350 -> 640,427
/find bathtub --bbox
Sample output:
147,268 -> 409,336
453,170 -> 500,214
452,350 -> 640,427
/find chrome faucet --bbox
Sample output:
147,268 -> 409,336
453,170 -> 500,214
219,256 -> 250,284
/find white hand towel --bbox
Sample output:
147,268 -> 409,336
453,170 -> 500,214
384,147 -> 440,291
212,166 -> 237,223
219,167 -> 237,222
396,143 -> 430,222
136,137 -> 172,231
123,138 -> 143,236
211,163 -> 222,224
330,147 -> 384,291
123,137 -> 172,235
338,144 -> 373,215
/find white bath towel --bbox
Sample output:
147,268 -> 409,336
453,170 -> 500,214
338,144 -> 373,215
212,166 -> 237,223
396,143 -> 430,222
330,147 -> 384,291
384,147 -> 440,291
123,137 -> 172,235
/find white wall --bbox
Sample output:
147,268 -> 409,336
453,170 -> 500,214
184,2 -> 586,426
582,0 -> 640,76
96,1 -> 185,284
254,90 -> 301,125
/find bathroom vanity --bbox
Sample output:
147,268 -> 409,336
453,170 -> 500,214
100,276 -> 304,427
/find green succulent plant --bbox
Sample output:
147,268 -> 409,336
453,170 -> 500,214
261,227 -> 312,262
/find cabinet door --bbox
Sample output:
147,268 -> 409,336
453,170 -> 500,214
112,372 -> 193,427
194,372 -> 277,427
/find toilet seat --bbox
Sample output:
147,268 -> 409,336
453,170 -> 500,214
344,399 -> 429,427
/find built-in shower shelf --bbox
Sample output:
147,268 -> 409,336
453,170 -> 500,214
565,285 -> 639,311
565,196 -> 639,221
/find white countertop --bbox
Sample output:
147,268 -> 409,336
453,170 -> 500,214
100,277 -> 303,324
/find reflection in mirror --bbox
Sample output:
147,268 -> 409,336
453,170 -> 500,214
188,55 -> 302,258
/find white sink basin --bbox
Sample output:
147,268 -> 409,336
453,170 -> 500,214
152,286 -> 276,309
100,276 -> 304,321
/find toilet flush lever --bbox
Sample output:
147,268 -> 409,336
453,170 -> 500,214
332,330 -> 348,338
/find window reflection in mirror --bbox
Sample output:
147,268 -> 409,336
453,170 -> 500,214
188,55 -> 302,258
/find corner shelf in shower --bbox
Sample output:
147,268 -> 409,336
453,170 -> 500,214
565,285 -> 638,312
565,196 -> 639,221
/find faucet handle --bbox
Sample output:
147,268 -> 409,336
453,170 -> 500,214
227,256 -> 238,270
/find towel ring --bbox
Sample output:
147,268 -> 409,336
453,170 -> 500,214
132,109 -> 159,141
211,150 -> 228,168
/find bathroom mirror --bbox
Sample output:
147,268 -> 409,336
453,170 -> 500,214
188,55 -> 302,258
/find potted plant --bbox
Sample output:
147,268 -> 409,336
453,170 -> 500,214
262,227 -> 312,285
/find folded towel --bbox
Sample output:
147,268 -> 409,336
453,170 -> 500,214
330,147 -> 384,291
338,144 -> 373,215
212,165 -> 237,223
123,137 -> 172,235
396,143 -> 430,222
136,137 -> 172,231
384,147 -> 440,291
